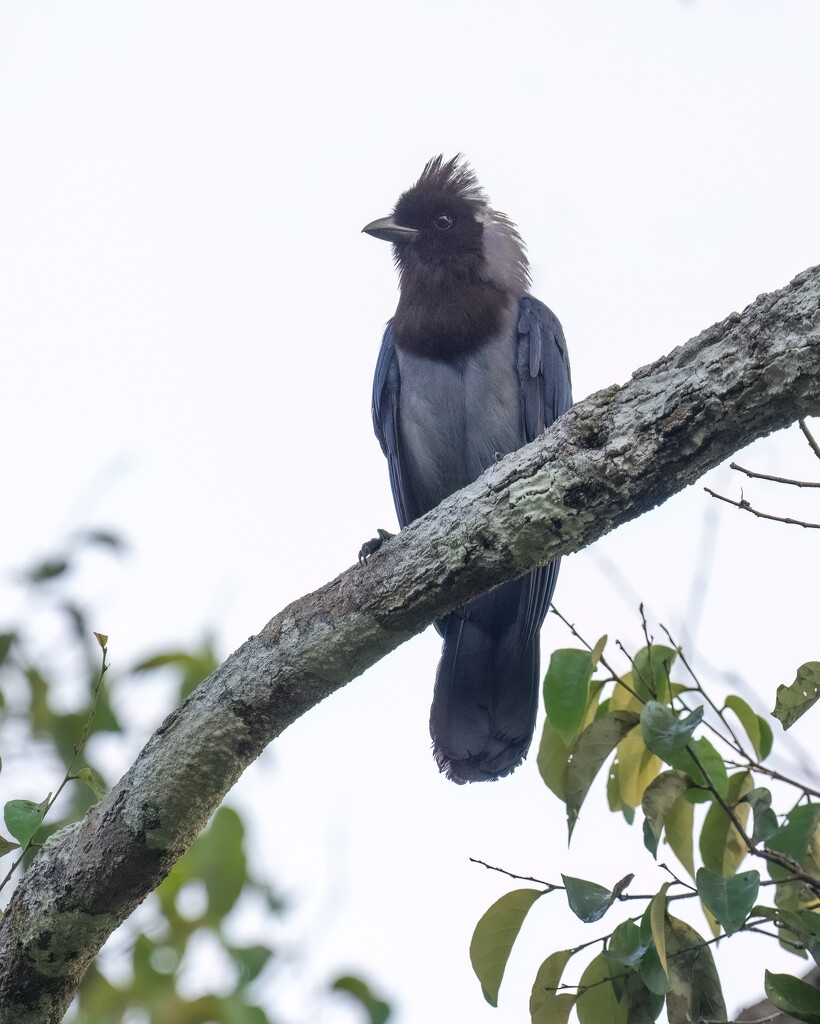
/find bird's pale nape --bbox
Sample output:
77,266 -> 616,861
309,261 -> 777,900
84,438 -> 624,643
362,155 -> 572,783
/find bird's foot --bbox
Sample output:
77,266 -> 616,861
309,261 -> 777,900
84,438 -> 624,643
358,528 -> 394,565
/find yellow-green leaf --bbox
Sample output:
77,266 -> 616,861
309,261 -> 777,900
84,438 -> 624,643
469,888 -> 544,1006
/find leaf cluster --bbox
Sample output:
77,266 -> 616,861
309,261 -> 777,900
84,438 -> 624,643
470,617 -> 820,1023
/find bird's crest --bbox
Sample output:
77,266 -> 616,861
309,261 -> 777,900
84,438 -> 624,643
408,154 -> 489,208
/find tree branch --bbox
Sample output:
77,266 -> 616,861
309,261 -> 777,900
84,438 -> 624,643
2,264 -> 820,1023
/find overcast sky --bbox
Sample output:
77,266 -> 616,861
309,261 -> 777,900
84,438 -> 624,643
2,2 -> 820,1022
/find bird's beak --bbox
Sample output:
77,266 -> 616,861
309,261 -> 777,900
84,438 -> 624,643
362,216 -> 419,243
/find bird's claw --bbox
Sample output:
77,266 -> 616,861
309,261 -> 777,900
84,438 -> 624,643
358,528 -> 394,565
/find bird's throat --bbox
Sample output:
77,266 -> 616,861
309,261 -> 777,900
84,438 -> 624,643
393,277 -> 510,360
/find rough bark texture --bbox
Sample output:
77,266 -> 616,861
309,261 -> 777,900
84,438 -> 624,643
1,265 -> 819,1023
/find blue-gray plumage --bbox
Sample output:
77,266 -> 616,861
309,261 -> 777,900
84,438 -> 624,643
363,156 -> 572,783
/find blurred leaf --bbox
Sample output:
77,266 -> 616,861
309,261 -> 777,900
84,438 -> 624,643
640,702 -> 703,763
530,948 -> 576,1024
227,944 -> 273,985
642,771 -> 691,858
73,767 -> 106,801
624,969 -> 666,1024
78,529 -> 126,551
562,875 -> 619,923
470,888 -> 544,1006
774,663 -> 820,729
764,971 -> 820,1023
134,642 -> 219,700
332,976 -> 391,1024
664,916 -> 726,1024
632,645 -> 676,705
0,632 -> 14,669
699,771 -> 753,876
696,867 -> 759,935
24,557 -> 69,582
565,711 -> 639,838
93,632 -> 108,649
25,667 -> 52,734
576,953 -> 627,1023
4,796 -> 49,847
0,835 -> 20,857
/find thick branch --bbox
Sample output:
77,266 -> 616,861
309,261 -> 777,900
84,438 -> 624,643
2,265 -> 820,1023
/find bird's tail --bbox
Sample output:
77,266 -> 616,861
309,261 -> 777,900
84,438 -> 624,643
429,566 -> 557,784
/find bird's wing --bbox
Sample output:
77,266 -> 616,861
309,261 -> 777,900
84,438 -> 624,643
372,321 -> 414,529
514,297 -> 573,647
516,296 -> 573,442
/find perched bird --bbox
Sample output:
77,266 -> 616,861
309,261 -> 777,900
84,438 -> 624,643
362,156 -> 572,783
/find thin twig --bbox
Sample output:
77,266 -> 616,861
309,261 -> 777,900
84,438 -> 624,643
704,487 -> 820,529
469,858 -> 556,890
730,462 -> 820,488
799,418 -> 820,460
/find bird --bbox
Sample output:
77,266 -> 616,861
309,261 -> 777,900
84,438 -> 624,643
361,155 -> 572,783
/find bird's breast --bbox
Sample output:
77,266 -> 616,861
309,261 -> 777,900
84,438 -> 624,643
395,317 -> 523,518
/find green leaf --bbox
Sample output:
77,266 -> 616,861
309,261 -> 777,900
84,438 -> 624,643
0,632 -> 14,669
766,803 -> 820,880
743,787 -> 780,844
562,875 -> 617,923
764,971 -> 820,1024
3,797 -> 49,848
632,645 -> 676,704
331,976 -> 390,1024
648,884 -> 670,978
93,631 -> 108,649
603,920 -> 649,968
543,648 -> 597,747
529,949 -> 577,1024
469,888 -> 543,1006
615,725 -> 661,810
0,835 -> 20,858
536,716 -> 571,800
665,793 -> 695,879
699,770 -> 753,876
641,771 -> 692,858
672,736 -> 728,799
565,711 -> 640,838
73,767 -> 106,800
695,867 -> 759,935
664,916 -> 726,1024
639,944 -> 670,996
774,662 -> 820,729
576,953 -> 627,1024
640,702 -> 703,762
624,970 -> 666,1024
723,695 -> 772,760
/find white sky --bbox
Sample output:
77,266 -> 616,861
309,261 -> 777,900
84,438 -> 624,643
2,2 -> 820,1022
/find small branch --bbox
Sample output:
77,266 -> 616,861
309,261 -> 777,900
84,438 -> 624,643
469,858 -> 556,890
800,417 -> 820,460
724,759 -> 820,800
704,487 -> 820,529
730,462 -> 820,488
661,624 -> 750,759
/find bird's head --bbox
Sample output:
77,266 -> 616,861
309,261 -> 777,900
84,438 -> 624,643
363,155 -> 530,298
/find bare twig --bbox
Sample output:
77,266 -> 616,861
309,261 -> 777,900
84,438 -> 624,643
704,487 -> 820,529
730,462 -> 820,488
799,418 -> 820,460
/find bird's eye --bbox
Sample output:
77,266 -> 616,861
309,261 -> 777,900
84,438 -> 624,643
433,213 -> 453,231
